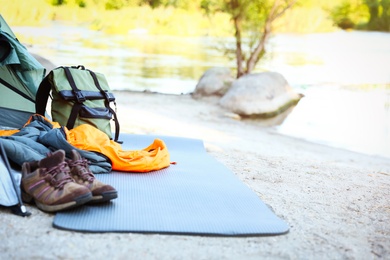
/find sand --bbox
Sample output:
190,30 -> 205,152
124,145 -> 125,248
1,91 -> 389,259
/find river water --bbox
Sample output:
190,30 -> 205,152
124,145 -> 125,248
13,24 -> 390,158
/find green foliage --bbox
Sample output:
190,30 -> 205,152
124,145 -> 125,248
77,0 -> 87,7
48,0 -> 66,5
47,0 -> 87,6
140,0 -> 162,8
105,0 -> 128,10
364,0 -> 390,31
329,0 -> 369,29
331,2 -> 356,29
7,0 -> 389,34
201,0 -> 270,34
327,0 -> 390,31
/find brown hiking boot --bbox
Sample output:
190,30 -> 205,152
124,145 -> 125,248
67,150 -> 118,203
21,150 -> 92,212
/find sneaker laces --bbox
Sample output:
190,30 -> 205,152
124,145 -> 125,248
68,158 -> 95,182
45,162 -> 74,189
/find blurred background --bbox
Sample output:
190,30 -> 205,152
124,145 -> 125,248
1,0 -> 389,158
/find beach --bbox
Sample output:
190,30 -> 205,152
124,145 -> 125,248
1,90 -> 389,259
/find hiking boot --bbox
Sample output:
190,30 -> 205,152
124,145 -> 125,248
21,150 -> 92,212
67,150 -> 118,203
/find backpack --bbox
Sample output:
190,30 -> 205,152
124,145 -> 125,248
35,65 -> 120,142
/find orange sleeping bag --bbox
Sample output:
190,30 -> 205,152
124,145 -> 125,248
65,124 -> 170,172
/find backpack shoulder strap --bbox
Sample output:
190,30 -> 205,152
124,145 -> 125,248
63,67 -> 84,130
88,70 -> 121,143
35,73 -> 52,116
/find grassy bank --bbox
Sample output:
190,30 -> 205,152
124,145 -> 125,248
1,0 -> 338,38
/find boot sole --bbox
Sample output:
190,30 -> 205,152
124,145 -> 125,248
88,190 -> 118,204
24,192 -> 92,213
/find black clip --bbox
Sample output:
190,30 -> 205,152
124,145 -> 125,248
75,91 -> 86,103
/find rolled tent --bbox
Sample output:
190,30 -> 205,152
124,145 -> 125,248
0,14 -> 45,128
0,15 -> 40,216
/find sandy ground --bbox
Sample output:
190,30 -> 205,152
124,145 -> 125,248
1,91 -> 389,259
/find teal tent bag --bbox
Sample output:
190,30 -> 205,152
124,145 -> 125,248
36,65 -> 120,142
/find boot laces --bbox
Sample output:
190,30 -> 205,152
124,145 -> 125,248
45,162 -> 73,189
69,158 -> 94,182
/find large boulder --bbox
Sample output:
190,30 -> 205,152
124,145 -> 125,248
219,72 -> 302,118
192,67 -> 234,98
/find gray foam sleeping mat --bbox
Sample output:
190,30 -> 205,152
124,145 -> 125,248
53,134 -> 289,236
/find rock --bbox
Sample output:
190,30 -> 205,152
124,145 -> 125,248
192,67 -> 234,98
219,72 -> 302,118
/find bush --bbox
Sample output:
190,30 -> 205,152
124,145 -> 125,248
329,0 -> 369,30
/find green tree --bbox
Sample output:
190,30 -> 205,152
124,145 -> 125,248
330,1 -> 356,29
203,0 -> 297,78
365,0 -> 390,31
328,0 -> 369,30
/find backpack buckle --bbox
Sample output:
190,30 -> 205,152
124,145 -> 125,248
75,91 -> 86,103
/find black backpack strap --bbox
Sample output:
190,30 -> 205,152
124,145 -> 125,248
88,70 -> 121,142
63,67 -> 84,130
108,106 -> 120,142
35,74 -> 52,116
63,67 -> 86,103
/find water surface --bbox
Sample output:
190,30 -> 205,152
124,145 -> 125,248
13,24 -> 390,158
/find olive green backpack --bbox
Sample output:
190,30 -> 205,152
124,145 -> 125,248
36,65 -> 120,142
